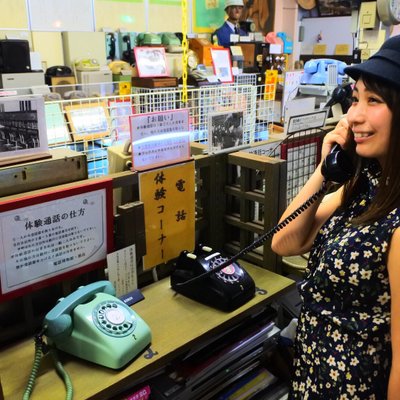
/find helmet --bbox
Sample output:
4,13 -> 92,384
225,0 -> 244,9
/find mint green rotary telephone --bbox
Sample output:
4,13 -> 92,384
44,280 -> 151,369
23,281 -> 152,399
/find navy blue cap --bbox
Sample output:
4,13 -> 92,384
344,35 -> 400,88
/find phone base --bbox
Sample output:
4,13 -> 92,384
47,291 -> 152,369
170,246 -> 256,312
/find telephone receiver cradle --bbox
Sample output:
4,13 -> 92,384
170,245 -> 256,312
44,281 -> 152,369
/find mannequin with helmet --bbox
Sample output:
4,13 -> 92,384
213,0 -> 248,48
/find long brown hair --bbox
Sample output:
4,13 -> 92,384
341,75 -> 400,224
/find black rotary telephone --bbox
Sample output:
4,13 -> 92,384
170,144 -> 355,311
171,245 -> 256,311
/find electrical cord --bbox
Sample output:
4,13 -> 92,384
23,331 -> 45,400
50,348 -> 73,400
175,180 -> 329,287
23,327 -> 74,400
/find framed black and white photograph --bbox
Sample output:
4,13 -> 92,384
208,111 -> 244,153
0,95 -> 49,166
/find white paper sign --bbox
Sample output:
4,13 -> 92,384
107,244 -> 137,297
0,189 -> 108,295
130,109 -> 190,170
287,110 -> 328,134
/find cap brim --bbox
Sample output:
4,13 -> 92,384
344,57 -> 400,88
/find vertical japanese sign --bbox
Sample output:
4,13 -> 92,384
139,161 -> 195,270
264,69 -> 278,101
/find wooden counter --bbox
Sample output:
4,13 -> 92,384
0,262 -> 295,400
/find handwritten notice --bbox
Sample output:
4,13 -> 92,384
107,244 -> 137,297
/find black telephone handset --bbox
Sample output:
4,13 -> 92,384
171,143 -> 355,312
107,33 -> 116,61
122,35 -> 134,65
321,143 -> 355,184
170,245 -> 255,311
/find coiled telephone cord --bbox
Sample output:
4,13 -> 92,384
176,181 -> 329,286
23,329 -> 73,400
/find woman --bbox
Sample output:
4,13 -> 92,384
271,35 -> 400,399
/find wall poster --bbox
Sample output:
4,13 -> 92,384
193,0 -> 225,33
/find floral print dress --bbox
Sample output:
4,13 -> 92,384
289,161 -> 400,399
